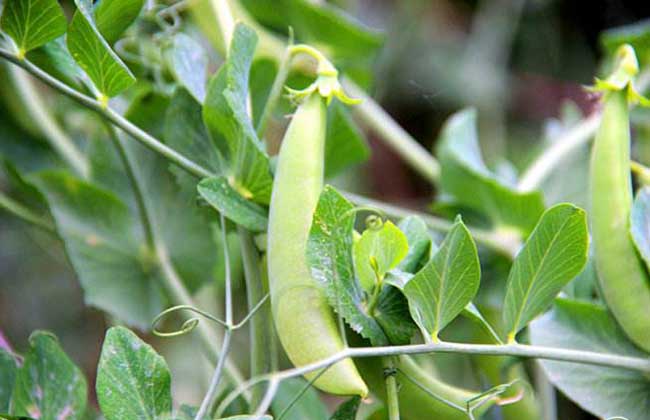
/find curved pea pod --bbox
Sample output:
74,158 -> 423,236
590,88 -> 650,352
267,92 -> 368,396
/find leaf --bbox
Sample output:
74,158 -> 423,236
374,285 -> 417,345
397,215 -> 434,273
203,23 -> 273,204
462,303 -> 502,344
402,217 -> 480,340
166,34 -> 208,102
503,203 -> 589,341
197,176 -> 268,232
324,103 -> 370,178
0,0 -> 67,54
164,88 -> 222,175
12,331 -> 87,420
353,220 -> 408,292
631,186 -> 650,271
34,171 -> 166,328
530,298 -> 650,419
306,185 -> 389,346
600,19 -> 650,63
329,396 -> 361,420
271,378 -> 328,420
94,0 -> 145,45
436,109 -> 545,234
0,349 -> 18,412
27,37 -> 86,89
67,0 -> 135,98
96,327 -> 172,420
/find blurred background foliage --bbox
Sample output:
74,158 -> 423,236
1,0 -> 650,418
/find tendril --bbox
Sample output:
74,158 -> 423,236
152,305 -> 227,338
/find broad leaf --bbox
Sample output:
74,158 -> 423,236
94,0 -> 145,45
35,171 -> 166,328
164,88 -> 222,175
306,185 -> 389,346
631,186 -> 650,271
0,349 -> 17,412
0,0 -> 67,54
329,396 -> 361,420
462,303 -> 502,344
324,103 -> 370,177
67,0 -> 135,98
353,220 -> 408,292
203,23 -> 273,204
436,109 -> 545,233
96,327 -> 172,420
166,34 -> 208,102
27,37 -> 86,89
530,299 -> 650,419
503,203 -> 588,341
397,215 -> 434,273
271,378 -> 328,420
197,176 -> 268,232
373,285 -> 417,345
12,331 -> 87,419
402,217 -> 480,340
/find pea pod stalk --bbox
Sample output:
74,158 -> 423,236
267,53 -> 367,396
589,44 -> 650,352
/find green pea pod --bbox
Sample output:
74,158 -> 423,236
267,92 -> 368,396
590,88 -> 650,352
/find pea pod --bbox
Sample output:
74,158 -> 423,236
267,87 -> 367,395
589,45 -> 650,352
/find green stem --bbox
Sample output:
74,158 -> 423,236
342,190 -> 520,258
256,42 -> 293,139
0,49 -> 213,179
342,78 -> 440,184
5,64 -> 89,178
383,357 -> 400,420
0,190 -> 55,232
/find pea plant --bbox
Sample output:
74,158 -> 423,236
1,1 -> 650,419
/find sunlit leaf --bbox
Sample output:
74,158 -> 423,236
96,327 -> 172,420
0,0 -> 67,54
503,204 -> 588,341
94,0 -> 145,45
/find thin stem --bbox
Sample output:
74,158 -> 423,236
342,191 -> 520,258
256,41 -> 293,139
0,49 -> 213,179
518,69 -> 650,191
342,78 -> 440,184
383,357 -> 400,420
0,190 -> 55,233
5,63 -> 89,177
195,214 -> 236,420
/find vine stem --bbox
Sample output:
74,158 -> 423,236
218,339 -> 650,414
342,191 -> 520,258
518,69 -> 650,191
0,190 -> 55,232
5,64 -> 89,178
383,357 -> 400,420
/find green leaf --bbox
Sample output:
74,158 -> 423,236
374,285 -> 417,345
34,171 -> 166,328
436,109 -> 545,234
94,0 -> 145,45
96,327 -> 172,420
0,349 -> 17,412
218,416 -> 272,420
197,176 -> 268,232
503,204 -> 589,341
12,331 -> 87,420
166,34 -> 208,102
631,186 -> 650,271
353,220 -> 408,292
271,378 -> 328,420
530,298 -> 650,419
164,88 -> 222,175
324,103 -> 370,178
27,37 -> 86,89
397,215 -> 434,273
306,185 -> 389,346
402,217 -> 480,340
0,0 -> 67,54
462,303 -> 502,344
600,19 -> 650,63
203,23 -> 273,204
67,0 -> 135,98
329,396 -> 361,420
